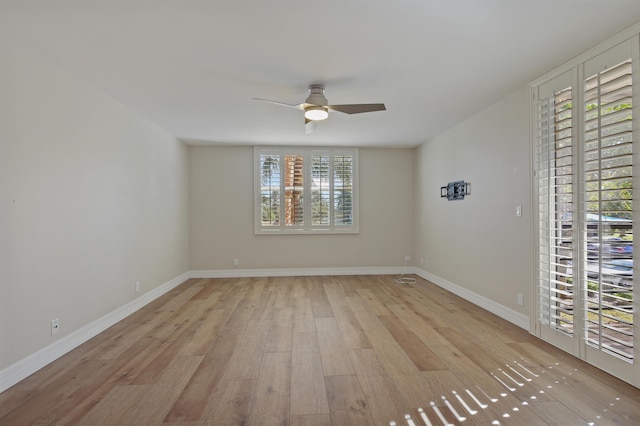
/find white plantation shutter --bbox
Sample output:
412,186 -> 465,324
259,153 -> 281,227
582,57 -> 634,361
334,155 -> 354,225
283,153 -> 305,227
255,147 -> 358,234
535,77 -> 575,337
310,153 -> 330,226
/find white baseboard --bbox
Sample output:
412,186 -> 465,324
412,268 -> 530,331
0,266 -> 528,394
0,271 -> 190,394
190,266 -> 406,279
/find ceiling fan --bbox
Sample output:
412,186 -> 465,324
253,84 -> 386,134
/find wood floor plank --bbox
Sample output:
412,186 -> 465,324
378,314 -> 448,372
219,298 -> 256,336
322,278 -> 349,303
324,282 -> 372,349
290,413 -> 332,426
291,276 -> 310,299
348,348 -> 411,426
164,333 -> 238,422
324,375 -> 374,425
355,287 -> 395,317
309,276 -> 334,318
188,278 -> 222,301
0,389 -> 31,418
399,285 -> 465,328
130,299 -> 214,385
250,287 -> 277,320
273,287 -> 292,310
315,317 -> 354,376
333,307 -> 372,349
156,279 -> 211,314
264,306 -> 293,353
292,331 -> 317,352
203,378 -> 255,425
385,301 -> 452,347
247,351 -> 291,426
434,325 -> 510,372
425,343 -> 511,399
331,276 -> 362,298
74,383 -> 149,426
290,331 -> 329,416
244,277 -> 267,300
83,308 -> 174,361
290,350 -> 330,416
360,323 -> 434,409
368,278 -> 408,307
224,319 -> 270,380
345,294 -> 386,331
120,355 -> 205,424
528,400 -> 595,425
178,308 -> 232,356
293,297 -> 316,333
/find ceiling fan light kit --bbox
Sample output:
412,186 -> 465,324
254,84 -> 386,133
304,105 -> 329,121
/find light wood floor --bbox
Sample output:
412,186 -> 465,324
1,275 -> 639,425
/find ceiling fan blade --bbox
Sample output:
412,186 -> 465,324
305,117 -> 315,134
327,103 -> 386,114
252,98 -> 304,110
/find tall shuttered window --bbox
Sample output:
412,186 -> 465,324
254,147 -> 358,234
533,36 -> 638,386
582,58 -> 634,361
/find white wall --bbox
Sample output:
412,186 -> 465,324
0,37 -> 190,371
414,87 -> 532,317
189,146 -> 415,270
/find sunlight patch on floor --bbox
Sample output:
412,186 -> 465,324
388,358 -> 618,426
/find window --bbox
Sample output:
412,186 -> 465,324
254,147 -> 358,234
532,36 -> 637,385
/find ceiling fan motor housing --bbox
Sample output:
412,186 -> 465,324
306,85 -> 328,106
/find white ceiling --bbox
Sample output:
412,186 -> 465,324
3,1 -> 640,148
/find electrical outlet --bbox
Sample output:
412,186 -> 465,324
420,257 -> 424,265
233,258 -> 239,266
403,256 -> 411,263
517,293 -> 524,306
135,281 -> 140,292
51,319 -> 60,335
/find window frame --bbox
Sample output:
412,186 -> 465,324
253,146 -> 359,235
